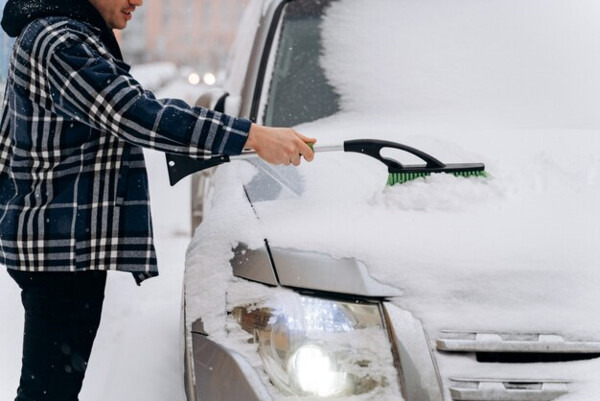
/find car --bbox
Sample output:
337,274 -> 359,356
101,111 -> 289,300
167,0 -> 600,400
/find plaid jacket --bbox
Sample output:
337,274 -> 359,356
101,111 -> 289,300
0,17 -> 251,283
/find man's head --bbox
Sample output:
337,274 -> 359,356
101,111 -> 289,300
88,0 -> 143,30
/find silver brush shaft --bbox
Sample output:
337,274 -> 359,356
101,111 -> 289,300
233,144 -> 343,160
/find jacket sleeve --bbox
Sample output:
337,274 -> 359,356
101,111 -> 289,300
45,33 -> 251,158
0,92 -> 11,176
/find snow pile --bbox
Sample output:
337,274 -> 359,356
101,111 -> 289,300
320,0 -> 600,129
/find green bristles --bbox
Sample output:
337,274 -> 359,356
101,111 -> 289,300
387,170 -> 488,186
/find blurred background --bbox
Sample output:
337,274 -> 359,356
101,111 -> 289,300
0,0 -> 250,102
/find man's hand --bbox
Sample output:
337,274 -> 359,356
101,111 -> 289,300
245,124 -> 316,166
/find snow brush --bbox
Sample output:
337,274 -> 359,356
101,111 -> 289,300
342,139 -> 487,186
166,138 -> 486,186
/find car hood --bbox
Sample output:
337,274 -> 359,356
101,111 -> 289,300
184,117 -> 600,397
247,116 -> 600,338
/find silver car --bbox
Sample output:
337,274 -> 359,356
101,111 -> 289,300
168,0 -> 600,400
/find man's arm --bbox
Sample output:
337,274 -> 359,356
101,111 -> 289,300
0,93 -> 11,176
46,32 -> 314,163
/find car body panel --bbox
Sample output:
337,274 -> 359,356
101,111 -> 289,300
230,243 -> 279,286
269,247 -> 402,298
191,333 -> 273,401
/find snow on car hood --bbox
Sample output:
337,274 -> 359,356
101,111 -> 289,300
185,118 -> 600,399
185,118 -> 600,395
250,0 -> 600,340
247,116 -> 600,398
251,115 -> 600,340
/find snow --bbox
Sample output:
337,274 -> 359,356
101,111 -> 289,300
305,0 -> 600,340
320,0 -> 600,129
182,0 -> 600,400
2,0 -> 600,399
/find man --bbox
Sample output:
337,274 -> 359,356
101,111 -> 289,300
0,0 -> 315,400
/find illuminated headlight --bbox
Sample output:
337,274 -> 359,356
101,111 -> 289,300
232,295 -> 400,398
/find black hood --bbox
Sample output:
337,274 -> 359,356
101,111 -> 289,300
1,0 -> 122,60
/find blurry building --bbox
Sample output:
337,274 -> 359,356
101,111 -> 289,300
121,0 -> 250,73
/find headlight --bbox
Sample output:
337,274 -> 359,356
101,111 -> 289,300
232,294 -> 400,398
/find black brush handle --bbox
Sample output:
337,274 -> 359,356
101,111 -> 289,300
166,138 -> 457,186
343,139 -> 446,171
166,153 -> 230,186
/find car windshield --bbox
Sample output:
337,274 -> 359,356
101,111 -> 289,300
247,0 -> 341,203
262,0 -> 340,127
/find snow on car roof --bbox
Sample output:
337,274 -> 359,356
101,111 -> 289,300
320,0 -> 600,129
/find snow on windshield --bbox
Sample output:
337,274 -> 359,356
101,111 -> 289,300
186,0 -> 600,399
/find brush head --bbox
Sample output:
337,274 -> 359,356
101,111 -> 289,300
387,169 -> 488,186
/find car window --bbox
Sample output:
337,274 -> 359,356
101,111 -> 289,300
245,0 -> 344,205
263,0 -> 341,127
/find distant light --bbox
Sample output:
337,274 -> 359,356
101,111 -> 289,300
188,73 -> 201,85
203,72 -> 216,86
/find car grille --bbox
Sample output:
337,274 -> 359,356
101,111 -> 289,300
437,330 -> 600,401
449,378 -> 568,401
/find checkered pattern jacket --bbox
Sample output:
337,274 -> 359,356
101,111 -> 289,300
0,17 -> 251,283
